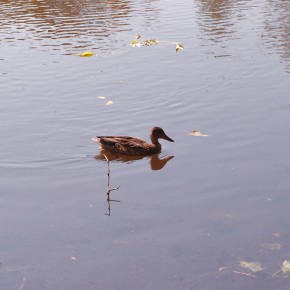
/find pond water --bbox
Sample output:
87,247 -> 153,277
0,0 -> 290,289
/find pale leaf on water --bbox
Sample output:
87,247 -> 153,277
105,100 -> 113,105
77,51 -> 94,57
260,243 -> 281,250
175,43 -> 184,52
71,256 -> 77,261
240,261 -> 263,273
97,96 -> 106,99
189,130 -> 209,137
282,261 -> 290,274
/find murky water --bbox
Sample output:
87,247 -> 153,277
0,0 -> 290,289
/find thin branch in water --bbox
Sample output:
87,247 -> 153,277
272,269 -> 283,277
103,154 -> 120,193
103,154 -> 120,216
232,270 -> 256,278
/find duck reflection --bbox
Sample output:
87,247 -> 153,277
94,150 -> 174,171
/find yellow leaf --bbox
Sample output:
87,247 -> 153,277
175,43 -> 184,52
149,39 -> 157,44
130,39 -> 142,47
78,51 -> 94,57
105,100 -> 113,105
260,243 -> 281,250
97,96 -> 106,99
240,261 -> 263,273
144,40 -> 152,46
189,130 -> 209,137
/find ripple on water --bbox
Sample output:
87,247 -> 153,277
0,0 -> 160,54
262,0 -> 290,72
0,155 -> 91,172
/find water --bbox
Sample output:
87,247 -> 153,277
0,0 -> 290,289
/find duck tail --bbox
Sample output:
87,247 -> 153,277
92,137 -> 101,143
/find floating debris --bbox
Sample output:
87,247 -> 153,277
240,261 -> 263,273
130,34 -> 183,52
189,130 -> 209,137
77,51 -> 94,57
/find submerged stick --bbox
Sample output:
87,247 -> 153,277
232,270 -> 256,278
103,154 -> 120,216
103,154 -> 120,193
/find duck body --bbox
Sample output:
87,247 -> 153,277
92,127 -> 174,156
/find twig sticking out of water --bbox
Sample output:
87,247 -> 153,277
103,154 -> 120,216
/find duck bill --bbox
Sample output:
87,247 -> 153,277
163,134 -> 174,142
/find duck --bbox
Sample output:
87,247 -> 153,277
92,127 -> 174,156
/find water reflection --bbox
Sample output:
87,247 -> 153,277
263,0 -> 290,72
94,150 -> 174,170
0,0 -> 159,53
195,0 -> 290,69
194,0 -> 246,56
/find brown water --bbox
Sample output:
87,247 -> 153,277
1,0 -> 290,289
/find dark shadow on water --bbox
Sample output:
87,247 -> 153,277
94,149 -> 174,171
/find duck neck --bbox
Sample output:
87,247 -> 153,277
150,136 -> 160,146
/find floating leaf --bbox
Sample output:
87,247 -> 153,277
240,261 -> 263,273
130,39 -> 142,47
130,35 -> 181,51
282,261 -> 290,274
78,51 -> 94,57
189,130 -> 209,137
105,100 -> 114,105
144,39 -> 158,46
175,43 -> 184,52
144,40 -> 152,46
260,243 -> 281,250
97,96 -> 106,99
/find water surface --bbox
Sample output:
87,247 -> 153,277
0,0 -> 290,289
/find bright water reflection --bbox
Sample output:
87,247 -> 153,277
0,0 -> 159,53
262,0 -> 290,71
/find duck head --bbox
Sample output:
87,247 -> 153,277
150,127 -> 174,144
